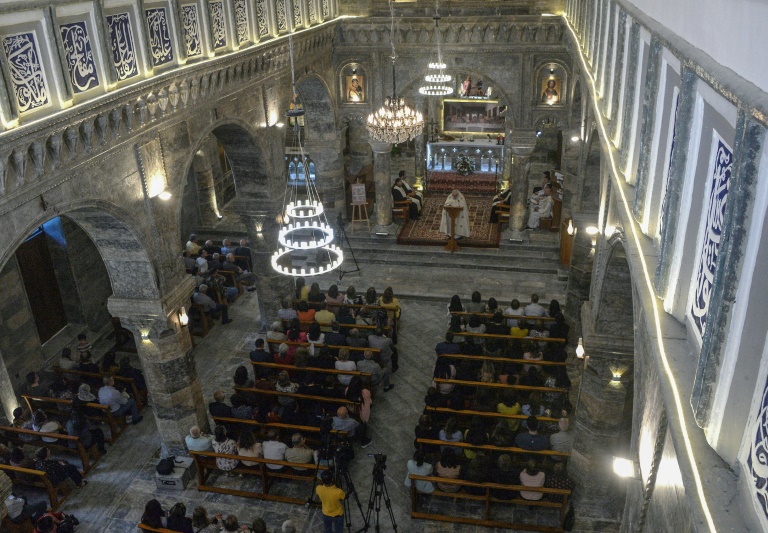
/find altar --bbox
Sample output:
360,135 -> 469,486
426,140 -> 506,175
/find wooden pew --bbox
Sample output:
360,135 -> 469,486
409,474 -> 571,532
437,353 -> 567,367
0,464 -> 71,511
392,199 -> 411,221
188,302 -> 212,337
282,319 -> 386,333
23,395 -> 126,443
425,406 -> 560,424
432,378 -> 568,394
51,366 -> 147,411
234,254 -> 253,272
291,298 -> 400,331
454,332 -> 566,344
250,361 -> 371,382
138,525 -> 178,533
233,387 -> 362,412
218,270 -> 244,302
0,425 -> 99,474
451,311 -> 555,322
415,438 -> 570,460
190,451 -> 328,504
277,340 -> 380,357
210,416 -> 348,439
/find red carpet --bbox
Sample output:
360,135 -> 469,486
397,194 -> 501,248
427,170 -> 498,194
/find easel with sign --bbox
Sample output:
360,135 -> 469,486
349,183 -> 370,233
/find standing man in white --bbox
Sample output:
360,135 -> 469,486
439,189 -> 471,239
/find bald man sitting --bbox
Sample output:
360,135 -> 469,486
185,425 -> 214,452
332,406 -> 372,448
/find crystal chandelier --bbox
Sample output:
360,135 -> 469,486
367,0 -> 423,144
272,37 -> 343,277
418,1 -> 452,96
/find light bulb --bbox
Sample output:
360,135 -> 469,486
576,337 -> 585,358
567,220 -> 574,236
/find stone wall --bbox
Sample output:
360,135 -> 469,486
0,257 -> 43,391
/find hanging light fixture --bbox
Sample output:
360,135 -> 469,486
419,1 -> 452,96
272,36 -> 343,277
367,0 -> 424,144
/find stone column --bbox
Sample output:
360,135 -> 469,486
192,149 -> 219,224
370,141 -> 396,233
238,210 -> 295,332
0,471 -> 11,521
108,277 -> 208,457
568,300 -> 635,530
506,129 -> 538,234
348,116 -> 372,175
305,138 -> 346,208
563,212 -> 598,327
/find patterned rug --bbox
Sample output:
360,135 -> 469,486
427,170 -> 498,194
397,194 -> 501,248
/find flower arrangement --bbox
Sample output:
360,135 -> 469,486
454,155 -> 475,175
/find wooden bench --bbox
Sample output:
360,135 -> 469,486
432,378 -> 568,394
51,366 -> 147,411
23,395 -> 126,444
451,311 -> 555,322
282,319 -> 386,333
0,464 -> 71,511
415,438 -> 570,460
0,425 -> 99,474
392,199 -> 411,221
138,524 -> 178,533
219,270 -> 244,302
188,302 -> 212,337
276,340 -> 380,357
409,474 -> 571,531
210,416 -> 348,439
436,353 -> 567,367
425,406 -> 560,424
291,299 -> 400,330
190,451 -> 328,504
233,387 -> 363,413
250,361 -> 371,382
454,332 -> 566,344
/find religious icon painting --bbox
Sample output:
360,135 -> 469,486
345,75 -> 364,103
541,77 -> 562,105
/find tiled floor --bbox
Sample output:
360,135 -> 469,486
51,234 -> 567,532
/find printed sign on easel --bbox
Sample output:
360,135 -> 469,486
351,184 -> 367,205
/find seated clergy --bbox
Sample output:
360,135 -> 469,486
489,186 -> 512,223
392,178 -> 421,220
398,170 -> 423,208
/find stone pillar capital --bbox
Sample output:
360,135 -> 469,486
506,129 -> 538,157
369,141 -> 392,154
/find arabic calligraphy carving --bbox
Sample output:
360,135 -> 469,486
181,4 -> 202,57
107,13 -> 138,81
59,21 -> 100,94
234,0 -> 249,43
209,1 -> 227,49
308,0 -> 316,22
256,0 -> 269,37
145,7 -> 174,66
690,137 -> 732,338
1,32 -> 50,113
277,0 -> 287,32
322,0 -> 329,19
293,0 -> 302,27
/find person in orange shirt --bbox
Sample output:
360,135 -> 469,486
316,469 -> 346,533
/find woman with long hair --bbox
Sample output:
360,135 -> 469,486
296,300 -> 315,322
435,449 -> 462,492
141,499 -> 166,528
191,506 -> 220,532
325,284 -> 345,313
212,425 -> 238,474
448,294 -> 463,313
286,318 -> 306,342
237,429 -> 262,467
307,282 -> 324,303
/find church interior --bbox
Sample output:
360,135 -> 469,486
0,0 -> 765,531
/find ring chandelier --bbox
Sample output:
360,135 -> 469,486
418,1 -> 452,96
272,36 -> 343,277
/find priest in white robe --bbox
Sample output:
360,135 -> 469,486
527,185 -> 554,229
439,189 -> 471,239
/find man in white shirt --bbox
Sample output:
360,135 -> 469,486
193,284 -> 232,324
185,425 -> 214,452
523,294 -> 547,317
98,376 -> 142,424
504,299 -> 524,327
262,429 -> 288,471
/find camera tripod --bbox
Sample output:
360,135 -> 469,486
306,421 -> 365,532
335,212 -> 360,283
356,455 -> 397,532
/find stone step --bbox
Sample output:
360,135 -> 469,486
345,251 -> 561,274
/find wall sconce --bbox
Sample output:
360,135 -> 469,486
585,226 -> 599,236
567,219 -> 574,236
613,456 -> 641,479
157,190 -> 172,201
571,135 -> 580,142
611,372 -> 622,383
140,329 -> 150,340
574,337 -> 589,417
275,122 -> 285,128
179,306 -> 189,327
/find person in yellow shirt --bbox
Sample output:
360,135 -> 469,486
316,469 -> 346,533
510,318 -> 529,338
497,390 -> 521,432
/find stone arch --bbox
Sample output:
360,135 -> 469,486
580,127 -> 602,212
179,119 -> 275,237
571,78 -> 583,132
295,74 -> 338,141
0,201 -> 159,301
594,234 -> 634,332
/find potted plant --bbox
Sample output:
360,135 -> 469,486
455,155 -> 475,176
